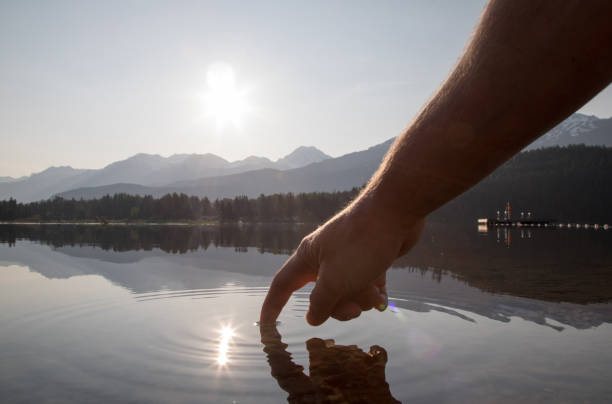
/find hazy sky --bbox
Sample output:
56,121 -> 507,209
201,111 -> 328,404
1,0 -> 610,177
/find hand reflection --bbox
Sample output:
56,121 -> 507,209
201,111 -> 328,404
260,325 -> 400,404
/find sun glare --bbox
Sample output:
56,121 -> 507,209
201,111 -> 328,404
217,325 -> 235,366
202,63 -> 251,130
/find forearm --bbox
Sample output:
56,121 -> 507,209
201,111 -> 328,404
260,0 -> 612,326
359,0 -> 612,225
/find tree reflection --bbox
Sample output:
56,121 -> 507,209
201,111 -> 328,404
260,324 -> 400,404
1,222 -> 611,304
0,223 -> 313,255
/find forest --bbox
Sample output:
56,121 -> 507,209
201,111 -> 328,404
1,145 -> 611,224
434,145 -> 612,224
0,188 -> 360,223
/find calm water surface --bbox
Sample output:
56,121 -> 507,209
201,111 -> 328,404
1,223 -> 611,403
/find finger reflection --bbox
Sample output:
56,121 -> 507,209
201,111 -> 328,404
260,324 -> 400,403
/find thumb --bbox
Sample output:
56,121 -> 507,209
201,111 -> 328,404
306,270 -> 342,326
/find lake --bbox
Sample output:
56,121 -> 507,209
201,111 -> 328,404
1,223 -> 611,403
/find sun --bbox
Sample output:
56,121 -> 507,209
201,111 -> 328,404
201,63 -> 251,130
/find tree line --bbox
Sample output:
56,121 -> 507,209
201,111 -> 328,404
1,145 -> 611,224
0,188 -> 361,223
434,145 -> 612,224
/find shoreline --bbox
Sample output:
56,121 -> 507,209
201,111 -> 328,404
0,220 -> 316,226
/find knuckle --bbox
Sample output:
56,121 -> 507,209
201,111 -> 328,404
295,234 -> 320,269
295,237 -> 312,260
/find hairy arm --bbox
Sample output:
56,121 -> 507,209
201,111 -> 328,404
261,0 -> 612,325
370,0 -> 612,223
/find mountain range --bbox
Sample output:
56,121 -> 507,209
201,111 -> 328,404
0,146 -> 331,202
1,113 -> 610,202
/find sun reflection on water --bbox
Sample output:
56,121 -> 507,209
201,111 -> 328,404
217,326 -> 235,366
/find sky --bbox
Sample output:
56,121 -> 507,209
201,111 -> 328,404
1,0 -> 610,178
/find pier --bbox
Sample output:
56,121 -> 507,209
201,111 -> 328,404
477,201 -> 609,230
478,219 -> 554,227
478,219 -> 609,230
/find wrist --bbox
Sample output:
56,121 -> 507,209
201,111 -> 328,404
349,187 -> 424,238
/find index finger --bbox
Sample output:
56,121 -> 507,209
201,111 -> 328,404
260,252 -> 314,324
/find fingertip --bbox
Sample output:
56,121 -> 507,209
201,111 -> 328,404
331,300 -> 362,321
356,285 -> 383,311
307,277 -> 340,326
260,295 -> 281,325
374,290 -> 388,311
375,301 -> 388,312
306,310 -> 327,326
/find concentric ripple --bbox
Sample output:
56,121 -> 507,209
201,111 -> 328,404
3,267 -> 612,404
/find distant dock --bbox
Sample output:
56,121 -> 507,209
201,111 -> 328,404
478,218 -> 553,227
477,218 -> 609,230
477,201 -> 609,230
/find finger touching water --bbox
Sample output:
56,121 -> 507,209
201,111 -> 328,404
259,200 -> 426,326
260,250 -> 314,324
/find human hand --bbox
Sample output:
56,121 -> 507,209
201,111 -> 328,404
260,197 -> 425,326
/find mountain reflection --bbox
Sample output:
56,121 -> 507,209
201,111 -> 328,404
260,325 -> 400,404
2,222 -> 610,304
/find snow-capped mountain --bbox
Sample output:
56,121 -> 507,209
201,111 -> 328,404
552,113 -> 599,137
526,113 -> 612,150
